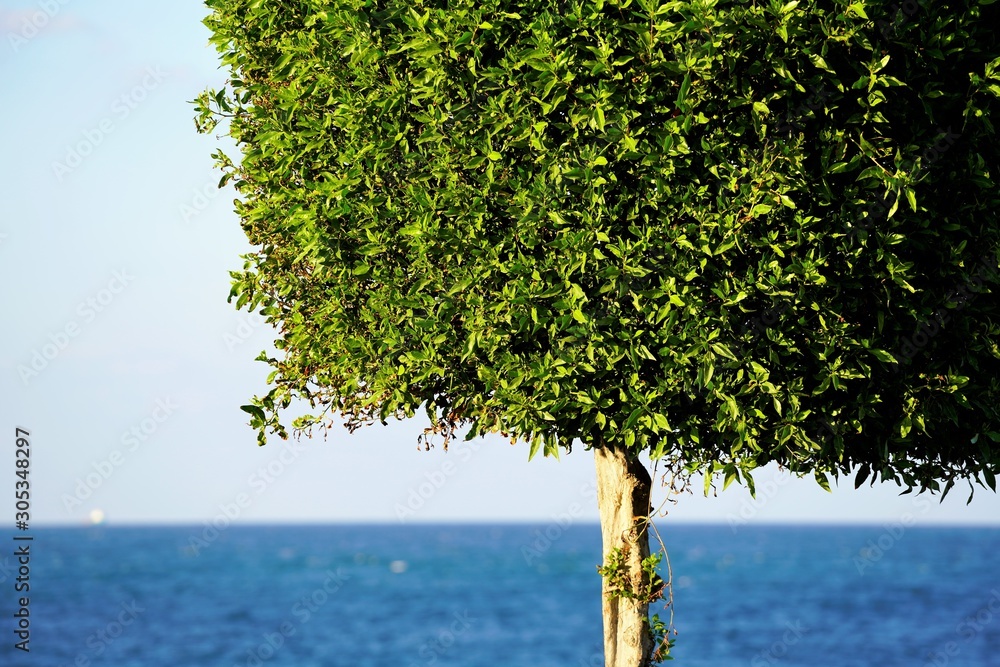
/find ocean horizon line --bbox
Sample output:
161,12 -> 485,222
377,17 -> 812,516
12,518 -> 1000,529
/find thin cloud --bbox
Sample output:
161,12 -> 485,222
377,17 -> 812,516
1,9 -> 85,35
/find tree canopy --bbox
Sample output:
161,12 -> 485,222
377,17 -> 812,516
197,0 -> 1000,498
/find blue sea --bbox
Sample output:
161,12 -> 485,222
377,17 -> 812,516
1,524 -> 998,667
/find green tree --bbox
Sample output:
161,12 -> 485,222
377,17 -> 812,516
196,0 -> 1000,664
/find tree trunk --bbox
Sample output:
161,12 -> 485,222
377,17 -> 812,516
594,444 -> 654,667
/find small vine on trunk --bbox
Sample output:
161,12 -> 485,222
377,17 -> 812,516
598,547 -> 675,663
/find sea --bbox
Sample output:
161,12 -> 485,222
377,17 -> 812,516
1,524 -> 998,667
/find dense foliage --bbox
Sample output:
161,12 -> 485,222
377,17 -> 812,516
197,0 -> 1000,497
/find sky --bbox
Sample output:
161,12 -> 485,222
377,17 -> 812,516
1,0 -> 998,528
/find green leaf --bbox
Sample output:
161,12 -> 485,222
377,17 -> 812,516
869,349 -> 898,364
723,465 -> 739,490
982,467 -> 997,491
676,71 -> 692,108
241,405 -> 266,423
814,471 -> 832,492
808,53 -> 836,74
528,437 -> 542,461
594,105 -> 606,130
855,464 -> 871,489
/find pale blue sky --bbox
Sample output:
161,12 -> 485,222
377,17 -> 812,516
1,0 -> 997,527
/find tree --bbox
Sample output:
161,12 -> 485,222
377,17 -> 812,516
196,0 -> 1000,664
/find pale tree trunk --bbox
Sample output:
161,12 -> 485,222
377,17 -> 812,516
594,443 -> 654,667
